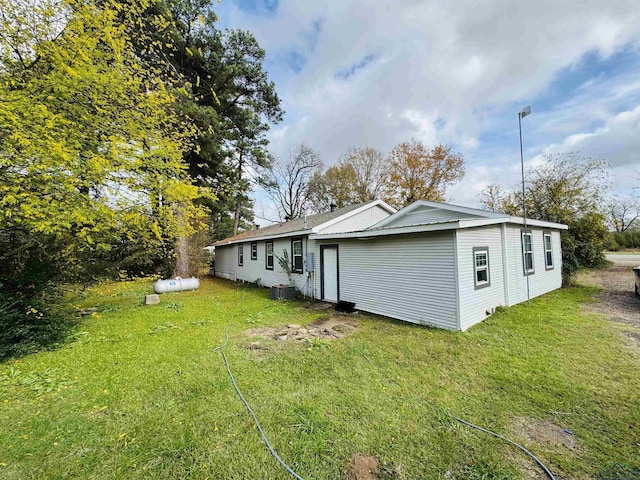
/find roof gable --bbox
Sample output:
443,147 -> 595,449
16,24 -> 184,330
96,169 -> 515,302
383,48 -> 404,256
369,200 -> 506,230
214,200 -> 395,246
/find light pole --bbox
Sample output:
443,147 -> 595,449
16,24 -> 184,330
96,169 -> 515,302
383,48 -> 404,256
519,105 -> 531,302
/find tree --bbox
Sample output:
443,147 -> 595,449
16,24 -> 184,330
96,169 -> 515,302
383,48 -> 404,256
479,184 -> 508,213
0,0 -> 201,356
265,144 -> 322,220
307,164 -> 358,212
607,197 -> 639,232
500,153 -> 609,222
341,146 -> 389,202
138,2 -> 282,253
307,146 -> 389,213
385,140 -> 465,208
497,153 -> 610,278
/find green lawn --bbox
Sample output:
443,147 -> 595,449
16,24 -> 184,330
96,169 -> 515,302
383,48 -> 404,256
1,278 -> 639,479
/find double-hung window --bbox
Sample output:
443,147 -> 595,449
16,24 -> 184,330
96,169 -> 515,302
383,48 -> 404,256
265,241 -> 274,270
251,241 -> 257,260
291,239 -> 303,273
544,232 -> 553,269
522,230 -> 534,274
473,248 -> 490,288
238,244 -> 244,266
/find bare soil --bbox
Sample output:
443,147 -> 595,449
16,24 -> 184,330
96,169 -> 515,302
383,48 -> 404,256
510,416 -> 577,480
245,315 -> 358,345
345,453 -> 380,480
582,265 -> 640,329
512,416 -> 577,451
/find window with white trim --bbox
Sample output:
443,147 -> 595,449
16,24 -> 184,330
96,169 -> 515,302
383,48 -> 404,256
291,239 -> 303,273
474,248 -> 490,288
251,241 -> 257,260
522,231 -> 534,274
544,232 -> 553,269
238,244 -> 244,266
265,241 -> 274,270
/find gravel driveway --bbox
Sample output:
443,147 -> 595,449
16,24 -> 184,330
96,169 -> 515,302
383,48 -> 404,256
585,265 -> 640,328
583,264 -> 640,348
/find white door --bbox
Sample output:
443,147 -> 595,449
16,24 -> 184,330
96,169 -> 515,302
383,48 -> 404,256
321,246 -> 339,302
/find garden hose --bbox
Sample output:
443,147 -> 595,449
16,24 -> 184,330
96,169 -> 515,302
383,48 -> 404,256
212,319 -> 555,480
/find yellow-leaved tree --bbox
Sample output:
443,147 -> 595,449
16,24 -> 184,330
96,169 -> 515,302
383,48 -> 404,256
0,0 -> 204,357
385,140 -> 465,209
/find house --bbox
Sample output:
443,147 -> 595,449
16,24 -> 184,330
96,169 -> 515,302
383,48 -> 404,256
213,200 -> 396,296
214,200 -> 568,331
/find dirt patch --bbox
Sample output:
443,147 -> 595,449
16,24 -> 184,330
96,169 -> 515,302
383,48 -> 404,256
346,453 -> 380,480
245,315 -> 358,344
512,416 -> 577,452
306,302 -> 335,311
582,265 -> 640,328
580,265 -> 640,349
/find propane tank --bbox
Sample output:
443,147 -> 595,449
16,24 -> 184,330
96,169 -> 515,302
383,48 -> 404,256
153,277 -> 200,294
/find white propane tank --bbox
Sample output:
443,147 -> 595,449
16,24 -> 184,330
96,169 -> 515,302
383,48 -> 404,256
153,277 -> 200,294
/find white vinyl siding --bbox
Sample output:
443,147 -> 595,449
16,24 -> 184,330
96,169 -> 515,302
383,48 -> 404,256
215,244 -> 238,281
216,239 -> 315,294
456,227 -> 505,330
320,205 -> 391,234
505,226 -> 562,306
317,232 -> 458,329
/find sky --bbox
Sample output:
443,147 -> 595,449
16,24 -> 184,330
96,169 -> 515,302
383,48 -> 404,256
213,0 -> 640,220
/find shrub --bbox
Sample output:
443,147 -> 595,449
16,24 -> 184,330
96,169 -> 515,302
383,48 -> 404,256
0,285 -> 76,361
611,229 -> 640,250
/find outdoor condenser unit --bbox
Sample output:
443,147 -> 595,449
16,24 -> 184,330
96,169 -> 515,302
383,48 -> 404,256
305,252 -> 315,272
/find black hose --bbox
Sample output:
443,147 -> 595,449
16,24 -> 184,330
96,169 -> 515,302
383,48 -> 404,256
451,415 -> 556,480
212,323 -> 551,480
220,351 -> 306,480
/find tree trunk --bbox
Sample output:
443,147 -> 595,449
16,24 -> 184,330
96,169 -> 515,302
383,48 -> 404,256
233,199 -> 241,236
174,205 -> 190,277
233,150 -> 244,236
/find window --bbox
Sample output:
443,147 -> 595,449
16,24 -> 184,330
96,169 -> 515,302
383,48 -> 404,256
291,238 -> 303,273
521,230 -> 534,274
251,242 -> 257,260
238,244 -> 244,266
265,241 -> 274,270
544,232 -> 553,270
473,247 -> 490,289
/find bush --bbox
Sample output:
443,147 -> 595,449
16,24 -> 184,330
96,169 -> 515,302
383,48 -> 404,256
603,233 -> 620,251
561,213 -> 608,282
611,229 -> 640,250
0,285 -> 76,361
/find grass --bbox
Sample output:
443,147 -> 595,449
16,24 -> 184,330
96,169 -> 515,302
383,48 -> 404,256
1,278 -> 639,479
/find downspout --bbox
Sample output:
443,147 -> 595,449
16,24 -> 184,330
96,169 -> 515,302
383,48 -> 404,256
501,223 -> 511,306
304,236 -> 312,298
452,230 -> 462,331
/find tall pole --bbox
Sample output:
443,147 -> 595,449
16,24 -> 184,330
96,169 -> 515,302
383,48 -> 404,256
519,106 -> 531,303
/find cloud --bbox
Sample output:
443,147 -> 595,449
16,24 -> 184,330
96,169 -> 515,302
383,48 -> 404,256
543,105 -> 640,168
215,0 -> 640,208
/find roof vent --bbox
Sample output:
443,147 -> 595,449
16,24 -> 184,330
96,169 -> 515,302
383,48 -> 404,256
330,203 -> 337,212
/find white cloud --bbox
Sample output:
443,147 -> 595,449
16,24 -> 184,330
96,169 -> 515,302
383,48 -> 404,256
543,105 -> 640,167
216,0 -> 640,208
